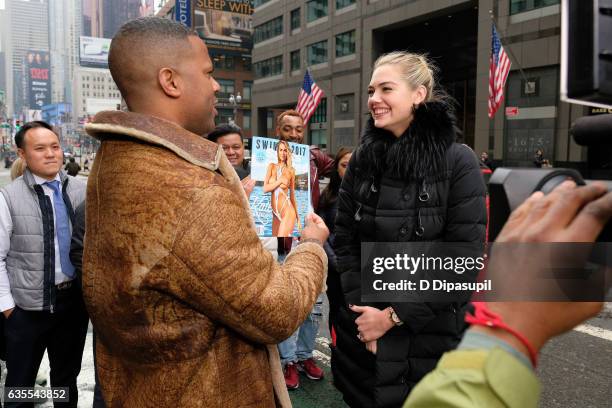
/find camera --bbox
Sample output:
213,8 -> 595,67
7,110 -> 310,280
489,1 -> 612,242
488,161 -> 612,242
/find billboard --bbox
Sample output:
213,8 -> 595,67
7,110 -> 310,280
86,98 -> 121,115
80,36 -> 111,68
195,0 -> 253,57
26,51 -> 51,109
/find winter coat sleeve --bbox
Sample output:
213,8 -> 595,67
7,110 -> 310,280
317,205 -> 337,271
403,348 -> 540,408
333,154 -> 362,302
443,144 -> 487,243
171,184 -> 328,345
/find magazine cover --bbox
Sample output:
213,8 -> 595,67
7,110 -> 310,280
249,137 -> 311,237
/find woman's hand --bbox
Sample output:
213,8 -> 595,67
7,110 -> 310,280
350,305 -> 394,342
365,340 -> 377,355
280,176 -> 291,188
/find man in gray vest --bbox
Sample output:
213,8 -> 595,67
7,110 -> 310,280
0,121 -> 88,408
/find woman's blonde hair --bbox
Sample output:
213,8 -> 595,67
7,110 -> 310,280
373,51 -> 441,103
276,139 -> 293,169
10,157 -> 26,181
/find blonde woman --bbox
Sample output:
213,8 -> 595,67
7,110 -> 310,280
333,52 -> 487,407
10,157 -> 26,181
263,140 -> 301,237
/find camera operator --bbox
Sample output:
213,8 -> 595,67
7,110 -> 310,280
403,181 -> 611,408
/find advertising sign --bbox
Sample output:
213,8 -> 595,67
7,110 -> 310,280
195,0 -> 253,56
26,51 -> 51,109
175,0 -> 192,27
249,137 -> 310,238
79,36 -> 111,68
86,98 -> 121,115
588,107 -> 612,115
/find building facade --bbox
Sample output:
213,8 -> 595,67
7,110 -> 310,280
102,0 -> 154,38
73,66 -> 121,120
3,0 -> 49,117
157,0 -> 255,138
49,0 -> 82,106
82,0 -> 103,37
252,0 -> 589,167
0,0 -> 10,119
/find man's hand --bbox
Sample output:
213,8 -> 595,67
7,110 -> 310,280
475,181 -> 612,355
365,340 -> 377,355
241,176 -> 256,198
301,213 -> 329,244
350,305 -> 394,342
3,308 -> 14,319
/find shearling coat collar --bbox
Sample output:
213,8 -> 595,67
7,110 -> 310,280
358,100 -> 457,181
86,110 -> 223,172
85,110 -> 254,225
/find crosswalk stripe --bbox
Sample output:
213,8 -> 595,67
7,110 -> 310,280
573,324 -> 612,341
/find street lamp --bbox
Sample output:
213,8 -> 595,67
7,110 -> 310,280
228,93 -> 241,125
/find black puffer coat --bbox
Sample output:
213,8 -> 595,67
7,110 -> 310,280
332,101 -> 487,408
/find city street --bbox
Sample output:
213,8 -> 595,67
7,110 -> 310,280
0,168 -> 609,407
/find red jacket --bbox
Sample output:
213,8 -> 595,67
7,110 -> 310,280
309,146 -> 335,211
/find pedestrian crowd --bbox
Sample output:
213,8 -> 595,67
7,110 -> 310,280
0,17 -> 610,408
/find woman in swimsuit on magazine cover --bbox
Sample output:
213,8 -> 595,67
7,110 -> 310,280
263,140 -> 302,237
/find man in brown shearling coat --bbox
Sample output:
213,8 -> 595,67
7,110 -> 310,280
82,18 -> 329,408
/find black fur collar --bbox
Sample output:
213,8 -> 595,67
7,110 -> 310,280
357,100 -> 457,181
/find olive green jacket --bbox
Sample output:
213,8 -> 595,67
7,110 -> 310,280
404,347 -> 540,408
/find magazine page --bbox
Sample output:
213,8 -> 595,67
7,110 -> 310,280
249,137 -> 310,237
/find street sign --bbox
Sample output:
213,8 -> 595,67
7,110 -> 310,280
505,106 -> 519,117
175,0 -> 191,27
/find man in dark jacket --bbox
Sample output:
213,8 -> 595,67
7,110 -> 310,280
275,109 -> 335,389
65,157 -> 81,177
207,123 -> 252,182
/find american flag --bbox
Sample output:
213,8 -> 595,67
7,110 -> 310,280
488,24 -> 511,118
296,70 -> 324,124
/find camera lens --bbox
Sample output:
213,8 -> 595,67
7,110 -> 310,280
534,170 -> 585,195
